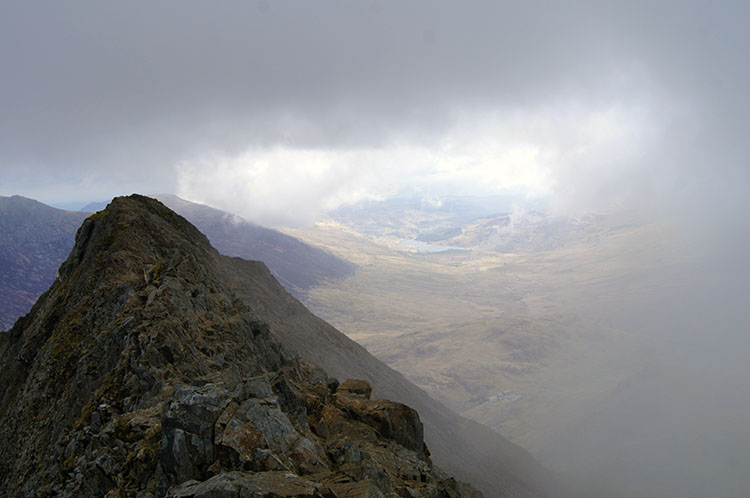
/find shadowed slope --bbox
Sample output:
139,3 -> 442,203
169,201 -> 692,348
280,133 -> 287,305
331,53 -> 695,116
0,196 -> 87,330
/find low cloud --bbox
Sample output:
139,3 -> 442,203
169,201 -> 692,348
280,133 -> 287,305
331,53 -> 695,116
176,104 -> 651,226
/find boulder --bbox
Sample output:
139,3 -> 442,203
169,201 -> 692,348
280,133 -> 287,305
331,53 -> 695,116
214,398 -> 301,472
337,379 -> 372,399
161,384 -> 233,482
167,471 -> 336,498
335,394 -> 428,461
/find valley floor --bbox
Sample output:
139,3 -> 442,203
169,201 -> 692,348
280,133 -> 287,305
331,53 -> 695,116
282,216 -> 688,455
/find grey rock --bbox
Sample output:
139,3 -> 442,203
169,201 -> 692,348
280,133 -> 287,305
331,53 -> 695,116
214,398 -> 300,471
161,384 -> 233,482
167,471 -> 336,498
337,379 -> 372,399
241,375 -> 274,400
271,373 -> 309,428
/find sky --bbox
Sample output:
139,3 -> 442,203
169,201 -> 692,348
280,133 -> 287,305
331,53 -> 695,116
2,3 -> 750,495
1,0 -> 747,227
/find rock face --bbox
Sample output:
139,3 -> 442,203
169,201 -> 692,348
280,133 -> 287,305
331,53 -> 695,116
0,195 -> 480,497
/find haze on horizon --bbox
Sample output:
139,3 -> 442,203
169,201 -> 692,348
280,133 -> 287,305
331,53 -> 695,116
1,2 -> 749,497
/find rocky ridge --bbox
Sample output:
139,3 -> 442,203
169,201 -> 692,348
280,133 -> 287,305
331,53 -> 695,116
0,195 -> 479,497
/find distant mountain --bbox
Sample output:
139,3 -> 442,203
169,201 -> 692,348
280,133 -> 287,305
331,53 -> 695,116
328,195 -> 525,240
442,211 -> 637,253
328,196 -> 638,254
0,196 -> 88,331
0,195 -> 481,497
79,200 -> 109,212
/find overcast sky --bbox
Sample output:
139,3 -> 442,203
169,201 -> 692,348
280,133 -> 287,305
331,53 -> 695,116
0,1 -> 748,227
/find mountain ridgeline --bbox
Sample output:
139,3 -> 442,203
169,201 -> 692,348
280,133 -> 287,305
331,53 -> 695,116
0,195 -> 481,497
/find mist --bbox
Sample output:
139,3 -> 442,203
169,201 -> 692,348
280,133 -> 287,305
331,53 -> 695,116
2,1 -> 749,496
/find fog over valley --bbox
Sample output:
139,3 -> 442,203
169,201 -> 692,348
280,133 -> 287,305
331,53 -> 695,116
1,2 -> 749,497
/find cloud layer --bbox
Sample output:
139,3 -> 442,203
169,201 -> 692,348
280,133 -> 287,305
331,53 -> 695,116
3,1 -> 747,221
176,104 -> 652,225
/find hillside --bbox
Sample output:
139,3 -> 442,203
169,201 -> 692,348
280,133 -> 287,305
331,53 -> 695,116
0,196 -> 88,331
214,241 -> 562,498
151,195 -> 355,295
0,195 -> 481,497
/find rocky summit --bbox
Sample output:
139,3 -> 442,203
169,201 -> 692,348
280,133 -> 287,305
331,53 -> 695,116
0,195 -> 480,498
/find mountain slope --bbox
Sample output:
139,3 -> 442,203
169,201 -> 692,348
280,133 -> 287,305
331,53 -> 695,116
217,254 -> 562,498
1,195 -> 565,497
0,195 -> 480,497
153,194 -> 355,295
0,196 -> 87,331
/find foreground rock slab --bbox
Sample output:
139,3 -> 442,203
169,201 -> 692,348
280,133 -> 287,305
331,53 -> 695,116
168,471 -> 336,498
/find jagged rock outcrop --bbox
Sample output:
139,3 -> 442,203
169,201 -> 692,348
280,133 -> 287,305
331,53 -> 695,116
0,195 -> 480,498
